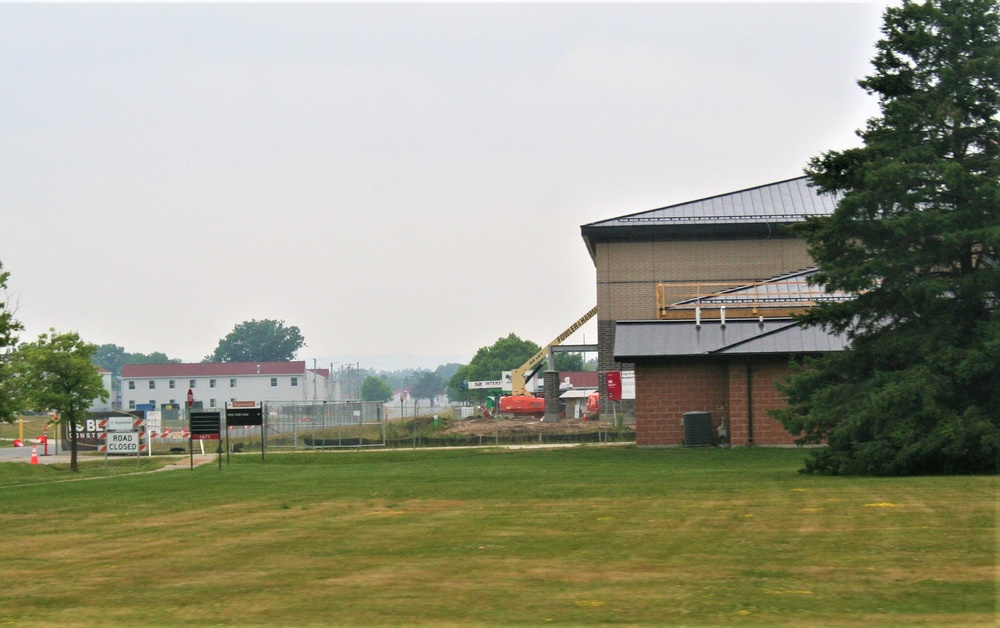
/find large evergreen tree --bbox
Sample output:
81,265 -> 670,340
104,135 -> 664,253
776,0 -> 1000,475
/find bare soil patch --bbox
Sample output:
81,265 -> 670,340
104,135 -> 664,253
439,416 -> 605,437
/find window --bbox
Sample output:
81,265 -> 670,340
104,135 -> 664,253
210,379 -> 217,388
128,400 -> 135,409
210,399 -> 217,408
169,380 -> 175,389
149,400 -> 156,406
291,377 -> 298,387
270,377 -> 278,387
149,380 -> 156,389
190,379 -> 196,388
170,399 -> 176,405
128,381 -> 135,390
230,378 -> 237,388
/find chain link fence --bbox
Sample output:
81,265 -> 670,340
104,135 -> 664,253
258,401 -> 386,450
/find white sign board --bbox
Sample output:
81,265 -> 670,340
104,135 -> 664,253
467,380 -> 503,390
621,370 -> 636,400
502,371 -> 513,392
107,416 -> 136,432
147,411 -> 162,434
106,431 -> 140,454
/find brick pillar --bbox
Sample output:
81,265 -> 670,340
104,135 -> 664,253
727,360 -> 750,446
597,319 -> 635,422
542,370 -> 561,422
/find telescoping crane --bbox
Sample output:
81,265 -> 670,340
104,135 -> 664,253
498,306 -> 598,416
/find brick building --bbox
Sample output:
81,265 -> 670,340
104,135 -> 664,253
580,177 -> 848,446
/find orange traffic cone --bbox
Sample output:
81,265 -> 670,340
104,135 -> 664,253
30,446 -> 39,465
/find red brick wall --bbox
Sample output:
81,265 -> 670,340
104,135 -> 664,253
635,360 -> 727,446
746,358 -> 798,446
635,356 -> 798,447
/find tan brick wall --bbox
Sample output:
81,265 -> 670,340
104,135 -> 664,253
595,238 -> 814,320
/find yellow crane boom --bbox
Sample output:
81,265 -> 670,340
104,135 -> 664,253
509,306 -> 598,397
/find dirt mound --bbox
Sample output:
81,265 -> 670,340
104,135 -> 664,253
440,416 -> 602,437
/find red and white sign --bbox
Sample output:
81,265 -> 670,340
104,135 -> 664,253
186,389 -> 194,408
605,372 -> 622,401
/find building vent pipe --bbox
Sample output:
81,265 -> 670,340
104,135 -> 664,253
695,306 -> 701,328
720,306 -> 727,328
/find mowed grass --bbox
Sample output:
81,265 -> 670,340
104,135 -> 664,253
0,446 -> 995,626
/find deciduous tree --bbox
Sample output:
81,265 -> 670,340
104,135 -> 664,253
93,344 -> 180,384
205,319 -> 305,363
12,330 -> 107,472
361,376 -> 393,402
0,262 -> 24,423
410,370 -> 445,406
775,0 -> 1000,475
447,334 -> 541,402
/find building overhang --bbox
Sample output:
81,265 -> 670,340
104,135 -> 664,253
613,318 -> 848,363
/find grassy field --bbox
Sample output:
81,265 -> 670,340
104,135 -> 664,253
0,446 -> 995,626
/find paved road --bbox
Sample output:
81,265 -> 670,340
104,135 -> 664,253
0,441 -> 72,464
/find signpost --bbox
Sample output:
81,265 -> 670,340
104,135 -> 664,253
225,401 -> 265,464
189,410 -> 222,471
621,370 -> 636,400
605,372 -> 623,401
102,412 -> 146,468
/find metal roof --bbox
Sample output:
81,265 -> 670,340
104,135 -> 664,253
613,318 -> 848,361
580,176 -> 840,258
586,177 -> 837,228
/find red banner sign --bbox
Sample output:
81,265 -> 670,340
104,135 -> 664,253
605,372 -> 622,401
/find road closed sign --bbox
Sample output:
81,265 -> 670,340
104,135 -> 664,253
106,431 -> 140,454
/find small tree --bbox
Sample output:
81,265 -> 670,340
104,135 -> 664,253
12,330 -> 107,472
361,376 -> 393,402
0,261 -> 24,423
775,0 -> 1000,475
205,319 -> 305,363
553,352 -> 584,372
410,370 -> 445,406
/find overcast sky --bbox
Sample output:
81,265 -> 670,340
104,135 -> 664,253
1,2 -> 887,370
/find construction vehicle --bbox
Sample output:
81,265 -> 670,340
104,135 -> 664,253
585,390 -> 600,420
497,306 -> 598,417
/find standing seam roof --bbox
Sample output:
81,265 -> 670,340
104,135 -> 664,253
582,176 -> 839,228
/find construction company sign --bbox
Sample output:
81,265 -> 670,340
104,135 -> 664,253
467,380 -> 504,390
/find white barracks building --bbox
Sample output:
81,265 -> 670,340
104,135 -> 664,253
120,361 -> 336,411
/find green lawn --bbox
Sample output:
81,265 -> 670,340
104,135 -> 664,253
0,446 -> 995,626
